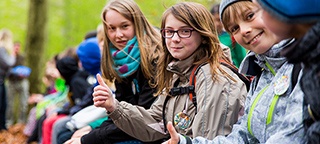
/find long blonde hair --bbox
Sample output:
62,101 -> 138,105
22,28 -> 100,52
100,0 -> 161,83
0,28 -> 14,54
155,2 -> 232,96
96,23 -> 104,48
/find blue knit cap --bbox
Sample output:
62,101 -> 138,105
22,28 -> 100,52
77,37 -> 101,75
257,0 -> 320,23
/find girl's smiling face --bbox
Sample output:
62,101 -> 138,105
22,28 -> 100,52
224,2 -> 280,54
104,9 -> 135,50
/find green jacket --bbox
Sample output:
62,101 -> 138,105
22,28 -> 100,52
219,32 -> 247,68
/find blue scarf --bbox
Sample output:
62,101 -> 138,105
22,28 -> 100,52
110,36 -> 140,77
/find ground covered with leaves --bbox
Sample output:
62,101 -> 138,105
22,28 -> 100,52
0,123 -> 30,144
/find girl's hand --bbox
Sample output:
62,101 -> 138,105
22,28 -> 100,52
64,137 -> 81,144
92,74 -> 116,112
71,126 -> 92,138
162,121 -> 180,144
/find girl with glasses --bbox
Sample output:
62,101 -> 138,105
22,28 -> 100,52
92,1 -> 247,142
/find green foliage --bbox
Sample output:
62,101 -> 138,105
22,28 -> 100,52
136,0 -> 216,28
1,0 -> 217,61
46,0 -> 107,59
0,0 -> 28,49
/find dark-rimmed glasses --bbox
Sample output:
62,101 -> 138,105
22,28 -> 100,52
161,28 -> 194,38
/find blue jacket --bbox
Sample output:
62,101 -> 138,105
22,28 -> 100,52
180,39 -> 306,143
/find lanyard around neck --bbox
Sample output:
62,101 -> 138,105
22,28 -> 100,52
247,61 -> 278,136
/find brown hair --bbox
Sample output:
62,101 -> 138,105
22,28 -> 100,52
221,1 -> 255,33
0,28 -> 14,54
96,23 -> 104,45
210,3 -> 220,15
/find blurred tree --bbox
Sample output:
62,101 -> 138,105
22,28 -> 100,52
25,0 -> 48,93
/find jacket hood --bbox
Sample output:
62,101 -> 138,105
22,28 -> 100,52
239,38 -> 295,75
257,0 -> 320,24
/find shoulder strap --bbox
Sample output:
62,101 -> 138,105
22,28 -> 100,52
188,64 -> 203,113
171,61 -> 250,114
166,64 -> 205,115
220,61 -> 251,91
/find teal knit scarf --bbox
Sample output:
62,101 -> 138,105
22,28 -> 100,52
110,36 -> 140,77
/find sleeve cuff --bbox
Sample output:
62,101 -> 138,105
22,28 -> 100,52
106,100 -> 121,119
178,134 -> 192,144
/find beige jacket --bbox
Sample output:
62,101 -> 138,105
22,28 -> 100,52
108,53 -> 247,142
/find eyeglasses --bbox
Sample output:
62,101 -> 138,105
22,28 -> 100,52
161,28 -> 194,38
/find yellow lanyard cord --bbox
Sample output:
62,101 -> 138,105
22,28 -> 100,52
247,85 -> 269,136
266,94 -> 279,125
265,62 -> 276,75
247,61 -> 278,136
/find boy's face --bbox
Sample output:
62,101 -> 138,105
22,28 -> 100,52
253,0 -> 293,40
226,2 -> 279,54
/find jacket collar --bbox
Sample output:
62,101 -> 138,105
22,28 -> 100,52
240,38 -> 295,75
166,53 -> 196,83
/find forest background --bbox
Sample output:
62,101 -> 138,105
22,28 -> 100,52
0,0 -> 218,93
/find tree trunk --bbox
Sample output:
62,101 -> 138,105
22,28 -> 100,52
25,0 -> 48,93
